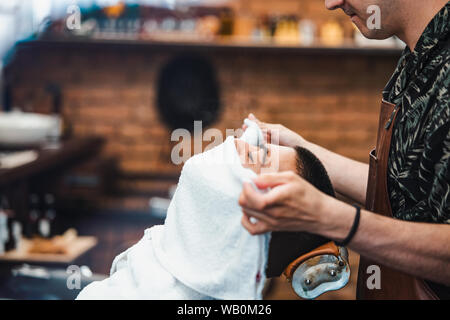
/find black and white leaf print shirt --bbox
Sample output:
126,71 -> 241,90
383,2 -> 450,224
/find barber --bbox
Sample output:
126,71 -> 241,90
239,0 -> 450,299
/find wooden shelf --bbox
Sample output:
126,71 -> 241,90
16,37 -> 403,57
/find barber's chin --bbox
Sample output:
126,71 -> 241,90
357,26 -> 392,40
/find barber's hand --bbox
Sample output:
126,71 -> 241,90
239,171 -> 330,235
243,113 -> 305,148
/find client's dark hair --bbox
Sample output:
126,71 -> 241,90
294,146 -> 335,198
266,147 -> 335,278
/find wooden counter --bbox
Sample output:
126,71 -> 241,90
0,236 -> 97,265
0,137 -> 105,188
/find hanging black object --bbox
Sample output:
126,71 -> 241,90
156,55 -> 221,132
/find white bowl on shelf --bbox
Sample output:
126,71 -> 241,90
0,110 -> 61,147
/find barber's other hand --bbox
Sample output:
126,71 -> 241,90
243,113 -> 305,148
239,171 -> 331,235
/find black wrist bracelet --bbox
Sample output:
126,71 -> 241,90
335,205 -> 361,247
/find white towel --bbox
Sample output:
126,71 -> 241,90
77,227 -> 212,300
152,135 -> 270,300
77,123 -> 270,300
241,119 -> 265,148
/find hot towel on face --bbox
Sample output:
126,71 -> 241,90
77,129 -> 270,300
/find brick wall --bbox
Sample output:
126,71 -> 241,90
6,44 -> 399,194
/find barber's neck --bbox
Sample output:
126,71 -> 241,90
396,0 -> 447,51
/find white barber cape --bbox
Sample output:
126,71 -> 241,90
77,127 -> 270,300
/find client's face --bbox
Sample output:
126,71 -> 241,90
234,139 -> 297,174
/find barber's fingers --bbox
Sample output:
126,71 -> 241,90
239,181 -> 290,212
248,114 -> 272,136
242,113 -> 256,131
245,114 -> 276,145
241,206 -> 279,226
239,182 -> 265,210
253,171 -> 298,189
241,213 -> 270,235
247,113 -> 265,130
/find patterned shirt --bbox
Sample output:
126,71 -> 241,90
384,2 -> 450,224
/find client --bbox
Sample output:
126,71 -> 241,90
77,123 -> 338,300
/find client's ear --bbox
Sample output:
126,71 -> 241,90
266,147 -> 335,278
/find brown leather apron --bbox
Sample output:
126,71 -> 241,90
356,99 -> 438,300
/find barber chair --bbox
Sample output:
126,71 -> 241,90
266,232 -> 350,299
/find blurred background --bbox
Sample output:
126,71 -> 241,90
0,0 -> 403,300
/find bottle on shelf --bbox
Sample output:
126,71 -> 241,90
38,194 -> 57,239
6,218 -> 22,251
320,19 -> 345,46
218,8 -> 234,37
298,19 -> 316,46
27,194 -> 41,238
1,196 -> 21,251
